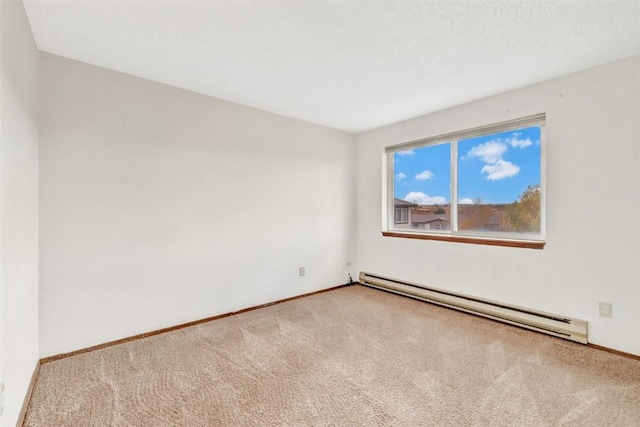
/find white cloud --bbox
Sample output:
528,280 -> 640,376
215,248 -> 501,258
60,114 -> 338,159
508,136 -> 533,148
466,138 -> 523,180
481,160 -> 520,180
403,191 -> 447,205
466,141 -> 507,164
415,170 -> 435,181
395,172 -> 407,181
396,150 -> 415,156
458,198 -> 475,204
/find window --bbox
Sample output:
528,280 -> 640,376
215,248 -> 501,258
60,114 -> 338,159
385,115 -> 545,249
394,207 -> 409,223
431,221 -> 449,230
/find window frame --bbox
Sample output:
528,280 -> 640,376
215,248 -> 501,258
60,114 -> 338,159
383,114 -> 546,249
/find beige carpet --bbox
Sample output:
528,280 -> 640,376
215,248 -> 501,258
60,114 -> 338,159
25,285 -> 640,426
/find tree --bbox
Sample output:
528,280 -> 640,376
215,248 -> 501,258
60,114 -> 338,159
458,198 -> 493,231
505,185 -> 541,232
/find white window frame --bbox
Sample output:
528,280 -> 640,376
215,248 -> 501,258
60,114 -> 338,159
383,114 -> 546,249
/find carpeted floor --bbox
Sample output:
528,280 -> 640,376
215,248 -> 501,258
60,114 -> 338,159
25,285 -> 640,426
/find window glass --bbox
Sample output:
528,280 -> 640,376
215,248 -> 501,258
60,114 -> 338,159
392,143 -> 451,230
457,126 -> 541,234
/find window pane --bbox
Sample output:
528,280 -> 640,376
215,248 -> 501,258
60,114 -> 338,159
457,126 -> 541,234
393,143 -> 451,230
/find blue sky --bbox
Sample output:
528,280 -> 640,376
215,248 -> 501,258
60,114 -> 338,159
394,126 -> 541,205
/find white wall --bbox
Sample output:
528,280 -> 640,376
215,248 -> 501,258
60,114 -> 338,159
0,1 -> 40,425
357,55 -> 640,355
39,53 -> 356,357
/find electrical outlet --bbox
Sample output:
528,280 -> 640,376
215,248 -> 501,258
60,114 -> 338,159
299,267 -> 305,277
0,381 -> 5,417
599,302 -> 612,318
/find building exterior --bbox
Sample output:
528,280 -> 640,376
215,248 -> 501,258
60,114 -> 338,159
393,198 -> 418,229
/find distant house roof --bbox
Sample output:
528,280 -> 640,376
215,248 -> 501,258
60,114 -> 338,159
393,198 -> 418,207
486,212 -> 504,226
411,213 -> 450,224
458,208 -> 505,224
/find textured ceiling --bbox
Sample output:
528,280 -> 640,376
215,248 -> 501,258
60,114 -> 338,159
23,1 -> 640,133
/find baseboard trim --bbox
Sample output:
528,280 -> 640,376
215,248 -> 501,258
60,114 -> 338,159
587,343 -> 640,361
41,283 -> 352,364
16,361 -> 40,427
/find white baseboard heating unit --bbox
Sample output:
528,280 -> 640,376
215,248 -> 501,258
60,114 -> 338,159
359,272 -> 588,344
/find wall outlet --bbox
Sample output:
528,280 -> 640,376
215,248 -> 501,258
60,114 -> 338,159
0,381 -> 5,417
299,267 -> 305,277
599,302 -> 612,318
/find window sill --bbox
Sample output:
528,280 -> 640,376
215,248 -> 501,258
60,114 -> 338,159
382,231 -> 545,249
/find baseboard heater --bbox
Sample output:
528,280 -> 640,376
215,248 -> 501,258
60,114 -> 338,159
359,272 -> 588,344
